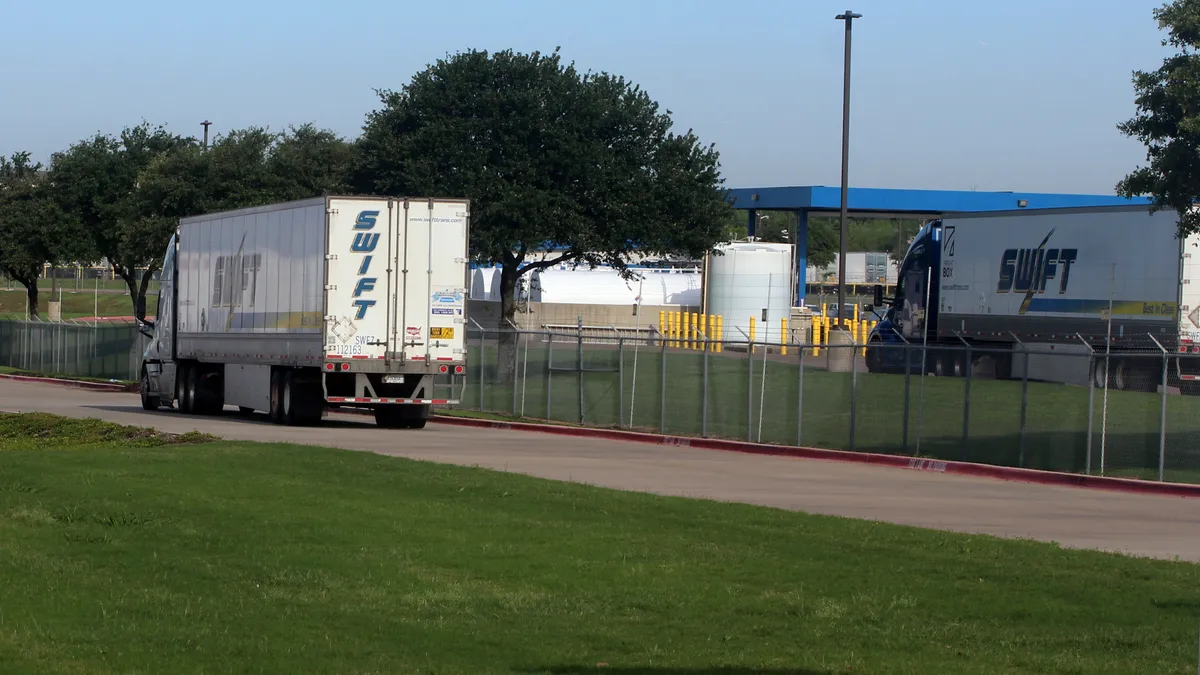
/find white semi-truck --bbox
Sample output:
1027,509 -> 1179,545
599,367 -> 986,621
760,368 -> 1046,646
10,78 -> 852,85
866,204 -> 1200,392
135,195 -> 470,427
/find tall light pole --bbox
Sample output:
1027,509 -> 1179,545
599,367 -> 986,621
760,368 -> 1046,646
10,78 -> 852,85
835,9 -> 861,329
201,120 -> 212,150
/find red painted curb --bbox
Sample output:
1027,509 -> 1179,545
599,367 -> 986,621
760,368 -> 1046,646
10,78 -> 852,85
0,373 -> 129,393
426,414 -> 1200,499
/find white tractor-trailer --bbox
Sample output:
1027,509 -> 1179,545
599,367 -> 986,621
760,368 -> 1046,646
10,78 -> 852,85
135,195 -> 470,427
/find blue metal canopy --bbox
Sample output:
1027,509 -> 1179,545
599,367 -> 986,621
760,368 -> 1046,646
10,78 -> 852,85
728,185 -> 1151,215
726,185 -> 1154,304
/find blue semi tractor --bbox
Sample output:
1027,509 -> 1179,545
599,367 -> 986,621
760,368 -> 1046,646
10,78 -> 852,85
862,205 -> 1200,393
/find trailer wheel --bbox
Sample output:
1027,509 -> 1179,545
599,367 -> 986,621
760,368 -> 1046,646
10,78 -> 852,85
269,369 -> 284,424
934,351 -> 963,378
140,368 -> 160,411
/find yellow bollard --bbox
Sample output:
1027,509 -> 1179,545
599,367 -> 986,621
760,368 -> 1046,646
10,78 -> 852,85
749,316 -> 757,353
690,312 -> 698,351
659,310 -> 666,346
781,317 -> 788,356
715,315 -> 723,353
700,313 -> 709,351
674,311 -> 682,349
812,316 -> 823,356
668,311 -> 676,348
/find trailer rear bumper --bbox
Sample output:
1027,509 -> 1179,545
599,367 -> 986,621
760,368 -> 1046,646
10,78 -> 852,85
326,396 -> 458,405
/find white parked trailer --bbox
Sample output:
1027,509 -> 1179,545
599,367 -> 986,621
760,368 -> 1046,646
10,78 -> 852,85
135,195 -> 470,427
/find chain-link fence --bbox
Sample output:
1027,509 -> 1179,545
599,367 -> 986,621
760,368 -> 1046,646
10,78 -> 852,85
0,319 -> 148,382
4,317 -> 1198,486
437,325 -> 1200,486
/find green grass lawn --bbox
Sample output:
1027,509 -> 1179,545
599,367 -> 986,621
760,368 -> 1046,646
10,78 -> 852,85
0,289 -> 157,320
450,342 -> 1200,483
0,412 -> 1197,674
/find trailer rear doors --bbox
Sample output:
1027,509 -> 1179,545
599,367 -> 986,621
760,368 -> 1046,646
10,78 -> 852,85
323,197 -> 469,365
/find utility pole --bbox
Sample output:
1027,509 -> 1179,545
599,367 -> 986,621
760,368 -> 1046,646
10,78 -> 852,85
835,9 -> 861,329
201,120 -> 212,150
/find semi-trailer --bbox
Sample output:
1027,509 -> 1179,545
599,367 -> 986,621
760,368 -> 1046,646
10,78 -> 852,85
864,204 -> 1200,392
134,195 -> 470,426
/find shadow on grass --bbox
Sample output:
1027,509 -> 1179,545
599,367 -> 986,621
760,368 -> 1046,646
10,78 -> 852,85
525,662 -> 835,667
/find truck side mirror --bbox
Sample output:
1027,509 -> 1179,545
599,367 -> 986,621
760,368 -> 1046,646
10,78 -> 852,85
872,284 -> 884,307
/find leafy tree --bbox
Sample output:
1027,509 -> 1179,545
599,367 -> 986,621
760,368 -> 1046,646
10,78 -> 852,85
49,122 -> 194,316
0,152 -> 88,319
352,47 -> 730,374
136,124 -> 354,223
1116,0 -> 1200,233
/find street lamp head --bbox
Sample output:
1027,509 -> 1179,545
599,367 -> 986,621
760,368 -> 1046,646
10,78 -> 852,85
835,10 -> 862,20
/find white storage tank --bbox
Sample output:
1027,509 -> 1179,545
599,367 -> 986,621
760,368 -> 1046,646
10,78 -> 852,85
707,242 -> 794,343
529,268 -> 701,306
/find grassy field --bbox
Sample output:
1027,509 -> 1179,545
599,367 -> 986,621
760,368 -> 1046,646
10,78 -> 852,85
0,289 -> 157,320
456,342 -> 1200,483
0,412 -> 1197,674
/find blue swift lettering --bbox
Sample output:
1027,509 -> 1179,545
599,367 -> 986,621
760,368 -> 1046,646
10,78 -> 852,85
351,210 -> 380,320
995,228 -> 1078,316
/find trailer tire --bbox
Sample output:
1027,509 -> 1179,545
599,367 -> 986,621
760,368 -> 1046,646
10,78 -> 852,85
140,368 -> 160,411
269,369 -> 285,424
934,351 -> 963,378
1092,358 -> 1109,390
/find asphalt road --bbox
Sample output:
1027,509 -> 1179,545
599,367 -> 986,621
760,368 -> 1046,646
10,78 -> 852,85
2,379 -> 1198,563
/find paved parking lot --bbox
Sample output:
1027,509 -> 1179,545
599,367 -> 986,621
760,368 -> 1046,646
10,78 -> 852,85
2,379 -> 1197,562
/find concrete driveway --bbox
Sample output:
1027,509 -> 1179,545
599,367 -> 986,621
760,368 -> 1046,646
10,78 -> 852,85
1,379 -> 1197,563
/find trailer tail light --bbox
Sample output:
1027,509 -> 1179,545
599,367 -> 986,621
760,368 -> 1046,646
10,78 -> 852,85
454,365 -> 465,375
438,365 -> 449,374
325,363 -> 335,371
340,362 -> 350,371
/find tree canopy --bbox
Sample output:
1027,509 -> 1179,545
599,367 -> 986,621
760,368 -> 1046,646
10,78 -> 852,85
0,152 -> 88,318
353,47 -> 731,325
1117,0 -> 1200,234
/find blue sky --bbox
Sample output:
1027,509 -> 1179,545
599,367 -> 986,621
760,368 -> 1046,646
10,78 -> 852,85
0,0 -> 1172,195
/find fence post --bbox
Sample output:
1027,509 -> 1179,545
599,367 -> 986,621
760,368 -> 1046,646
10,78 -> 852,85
618,334 -> 626,429
701,328 -> 710,438
1010,331 -> 1030,468
659,335 -> 667,433
468,321 -> 485,412
576,316 -> 584,425
545,328 -> 553,420
511,325 -> 520,418
797,338 -> 805,448
889,327 -> 913,455
849,336 -> 858,451
1077,334 -> 1095,475
953,331 -> 972,461
746,334 -> 754,443
1148,333 -> 1169,482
